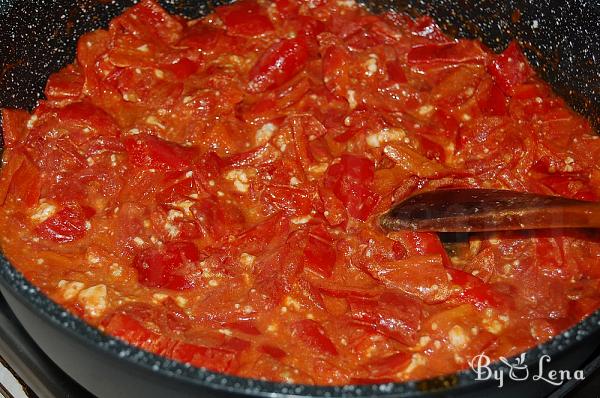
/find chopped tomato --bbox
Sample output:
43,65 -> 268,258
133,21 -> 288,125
291,319 -> 338,356
324,154 -> 380,221
216,0 -> 274,37
488,41 -> 534,95
1,0 -> 599,386
123,134 -> 193,171
248,38 -> 309,93
35,205 -> 93,243
132,241 -> 200,290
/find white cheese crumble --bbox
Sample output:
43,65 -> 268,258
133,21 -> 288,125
78,284 -> 107,317
240,252 -> 256,267
291,215 -> 311,224
417,104 -> 434,116
364,54 -> 378,77
365,127 -> 406,148
58,280 -> 85,300
225,169 -> 250,193
347,89 -> 358,109
30,202 -> 57,223
255,123 -> 277,146
448,325 -> 469,349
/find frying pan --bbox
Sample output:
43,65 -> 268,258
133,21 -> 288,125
0,0 -> 599,397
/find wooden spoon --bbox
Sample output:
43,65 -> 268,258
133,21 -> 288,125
379,188 -> 600,232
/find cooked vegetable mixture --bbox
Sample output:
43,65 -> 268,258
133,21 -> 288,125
1,0 -> 600,385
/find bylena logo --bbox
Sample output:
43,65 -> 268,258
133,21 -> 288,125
469,353 -> 585,388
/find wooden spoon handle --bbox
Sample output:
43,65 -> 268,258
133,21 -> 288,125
380,189 -> 600,233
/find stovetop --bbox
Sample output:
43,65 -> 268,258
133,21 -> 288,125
0,293 -> 599,398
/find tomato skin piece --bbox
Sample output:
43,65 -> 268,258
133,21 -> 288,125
35,205 -> 92,243
488,41 -> 533,95
132,241 -> 200,290
45,65 -> 84,101
216,0 -> 274,37
407,41 -> 487,65
390,231 -> 451,266
259,344 -> 287,360
274,0 -> 299,17
304,234 -> 336,278
104,313 -> 236,372
248,38 -> 309,93
161,58 -> 198,80
347,291 -> 421,345
291,319 -> 338,356
446,268 -> 503,310
110,0 -> 183,44
477,79 -> 508,116
9,157 -> 41,207
123,134 -> 192,171
361,351 -> 411,379
324,155 -> 380,221
56,102 -> 121,138
1,109 -> 30,149
409,15 -> 449,42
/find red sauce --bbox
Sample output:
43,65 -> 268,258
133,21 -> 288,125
1,0 -> 600,385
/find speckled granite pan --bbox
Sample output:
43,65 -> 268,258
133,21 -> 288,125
0,1 -> 599,397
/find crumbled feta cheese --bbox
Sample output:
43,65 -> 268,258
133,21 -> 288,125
255,123 -> 277,145
308,163 -> 328,174
365,127 -> 406,148
365,54 -> 378,77
403,353 -> 426,374
418,104 -> 434,116
31,202 -> 57,223
225,169 -> 251,193
87,252 -> 101,264
289,176 -> 301,186
164,222 -> 180,238
78,284 -> 107,317
133,237 -> 145,246
175,296 -> 188,307
27,115 -> 38,129
145,116 -> 165,129
122,92 -> 138,102
291,215 -> 311,224
240,252 -> 256,267
110,263 -> 122,277
347,90 -> 358,109
284,296 -> 301,311
173,200 -> 195,216
448,325 -> 469,349
167,209 -> 184,221
58,280 -> 85,300
152,293 -> 169,303
274,135 -> 287,152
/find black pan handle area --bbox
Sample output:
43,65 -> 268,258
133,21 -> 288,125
0,294 -> 93,398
